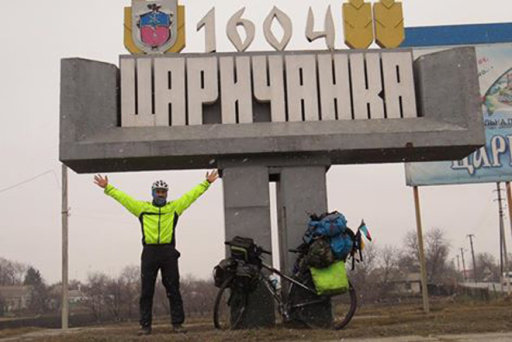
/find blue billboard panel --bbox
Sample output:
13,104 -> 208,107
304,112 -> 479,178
405,43 -> 512,186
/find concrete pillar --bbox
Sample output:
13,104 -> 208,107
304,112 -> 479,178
276,165 -> 332,327
221,165 -> 275,327
277,166 -> 329,273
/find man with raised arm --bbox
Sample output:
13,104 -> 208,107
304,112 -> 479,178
93,170 -> 219,335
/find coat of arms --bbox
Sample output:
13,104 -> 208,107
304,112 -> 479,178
131,0 -> 178,54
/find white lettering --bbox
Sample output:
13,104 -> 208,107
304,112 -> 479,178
120,51 -> 418,127
491,135 -> 507,167
226,8 -> 255,52
220,56 -> 253,124
285,55 -> 319,122
472,146 -> 491,169
317,53 -> 351,120
381,52 -> 417,119
252,55 -> 286,122
507,135 -> 512,166
263,7 -> 292,51
306,6 -> 335,50
350,53 -> 385,120
187,57 -> 219,125
451,158 -> 475,175
197,8 -> 216,53
120,58 -> 155,127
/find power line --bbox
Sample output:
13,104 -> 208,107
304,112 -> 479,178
0,170 -> 55,195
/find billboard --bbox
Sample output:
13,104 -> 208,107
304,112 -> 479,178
405,43 -> 512,186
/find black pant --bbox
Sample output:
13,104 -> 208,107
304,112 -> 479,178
140,245 -> 184,328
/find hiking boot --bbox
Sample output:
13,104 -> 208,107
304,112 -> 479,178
137,326 -> 152,335
172,324 -> 187,333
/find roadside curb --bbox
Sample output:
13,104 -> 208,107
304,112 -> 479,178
335,332 -> 512,342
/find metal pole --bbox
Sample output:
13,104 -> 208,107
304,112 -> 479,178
413,186 -> 429,314
460,248 -> 466,283
61,164 -> 69,329
497,182 -> 510,294
506,182 -> 512,244
467,234 -> 477,283
505,182 -> 512,293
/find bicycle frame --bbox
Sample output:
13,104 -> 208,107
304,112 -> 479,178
259,262 -> 330,321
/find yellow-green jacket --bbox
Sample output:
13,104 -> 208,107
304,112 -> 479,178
104,180 -> 210,245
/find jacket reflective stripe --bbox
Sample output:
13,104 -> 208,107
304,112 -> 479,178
105,180 -> 210,245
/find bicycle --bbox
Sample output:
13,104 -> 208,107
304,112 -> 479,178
213,239 -> 357,330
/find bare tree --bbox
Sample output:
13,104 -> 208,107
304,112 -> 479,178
181,276 -> 217,317
83,273 -> 108,321
376,245 -> 400,297
0,258 -> 27,285
104,278 -> 124,321
477,253 -> 500,282
379,246 -> 400,283
425,228 -> 450,283
401,228 -> 452,284
347,244 -> 380,304
119,265 -> 139,319
403,230 -> 419,259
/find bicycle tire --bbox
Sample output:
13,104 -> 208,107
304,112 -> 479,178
332,281 -> 357,330
213,276 -> 248,330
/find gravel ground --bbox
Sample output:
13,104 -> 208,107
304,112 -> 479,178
1,298 -> 511,341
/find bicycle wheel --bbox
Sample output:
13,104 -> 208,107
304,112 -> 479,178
331,281 -> 357,330
213,277 -> 248,330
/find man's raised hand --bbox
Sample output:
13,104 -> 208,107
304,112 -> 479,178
94,174 -> 109,189
206,170 -> 219,184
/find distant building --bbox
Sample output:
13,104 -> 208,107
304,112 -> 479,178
390,272 -> 421,294
68,289 -> 87,304
48,284 -> 87,308
372,268 -> 422,295
0,286 -> 32,312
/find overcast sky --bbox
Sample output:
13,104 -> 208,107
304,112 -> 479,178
0,0 -> 511,284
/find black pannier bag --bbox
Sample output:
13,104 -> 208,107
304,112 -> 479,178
213,257 -> 237,287
228,236 -> 261,265
232,261 -> 260,292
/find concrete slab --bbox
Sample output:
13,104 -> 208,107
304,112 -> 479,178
60,47 -> 484,173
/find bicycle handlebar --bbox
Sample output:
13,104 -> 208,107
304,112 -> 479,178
224,241 -> 271,255
260,248 -> 272,255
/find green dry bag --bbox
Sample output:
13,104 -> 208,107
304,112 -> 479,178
310,260 -> 349,295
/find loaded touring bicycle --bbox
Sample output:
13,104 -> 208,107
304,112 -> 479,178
212,212 -> 371,329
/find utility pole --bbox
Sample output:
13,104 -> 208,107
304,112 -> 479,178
456,255 -> 460,273
460,248 -> 466,283
413,186 -> 430,314
61,164 -> 69,329
496,182 -> 510,293
467,234 -> 477,283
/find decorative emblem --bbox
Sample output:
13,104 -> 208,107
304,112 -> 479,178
131,0 -> 178,54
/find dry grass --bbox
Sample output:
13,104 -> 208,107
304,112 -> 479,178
0,327 -> 42,339
2,298 -> 512,341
